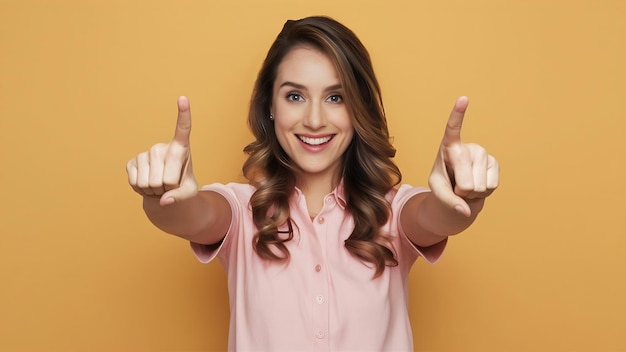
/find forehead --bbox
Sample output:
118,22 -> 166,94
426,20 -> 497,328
274,45 -> 340,86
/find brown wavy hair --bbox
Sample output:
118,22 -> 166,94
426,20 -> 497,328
242,16 -> 402,277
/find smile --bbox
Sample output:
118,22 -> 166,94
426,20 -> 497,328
297,135 -> 333,146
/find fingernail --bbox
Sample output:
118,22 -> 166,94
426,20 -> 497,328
454,205 -> 465,215
162,197 -> 175,205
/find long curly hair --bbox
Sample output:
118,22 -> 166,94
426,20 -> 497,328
242,16 -> 402,277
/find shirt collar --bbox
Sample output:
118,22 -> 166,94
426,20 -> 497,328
292,179 -> 347,210
331,180 -> 347,209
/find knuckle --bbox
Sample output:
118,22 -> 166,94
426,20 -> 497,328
137,151 -> 149,160
454,175 -> 472,188
488,155 -> 499,169
148,179 -> 164,189
166,144 -> 189,160
149,143 -> 167,159
163,183 -> 177,192
150,187 -> 165,196
162,178 -> 180,190
139,187 -> 154,196
126,159 -> 136,172
474,184 -> 487,193
455,181 -> 474,193
468,143 -> 487,156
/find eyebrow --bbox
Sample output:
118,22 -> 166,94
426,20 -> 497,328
279,81 -> 343,92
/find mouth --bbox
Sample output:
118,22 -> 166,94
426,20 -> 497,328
297,135 -> 334,146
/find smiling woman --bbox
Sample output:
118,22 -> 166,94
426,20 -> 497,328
271,46 -> 354,196
126,16 -> 499,351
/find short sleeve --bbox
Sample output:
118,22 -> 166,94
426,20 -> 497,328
393,184 -> 448,264
189,183 -> 242,264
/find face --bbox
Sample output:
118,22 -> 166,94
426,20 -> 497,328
271,46 -> 354,185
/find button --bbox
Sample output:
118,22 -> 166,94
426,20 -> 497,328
318,217 -> 325,224
315,330 -> 325,339
315,295 -> 324,304
315,264 -> 322,272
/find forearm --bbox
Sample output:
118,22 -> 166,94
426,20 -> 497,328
142,190 -> 231,245
401,192 -> 485,247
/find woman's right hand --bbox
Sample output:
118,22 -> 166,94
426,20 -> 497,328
126,96 -> 198,206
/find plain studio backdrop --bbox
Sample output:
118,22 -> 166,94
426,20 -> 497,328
1,0 -> 624,351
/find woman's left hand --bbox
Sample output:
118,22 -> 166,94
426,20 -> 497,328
428,96 -> 500,217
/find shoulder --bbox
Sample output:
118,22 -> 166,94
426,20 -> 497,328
200,182 -> 257,206
386,184 -> 429,208
201,182 -> 256,193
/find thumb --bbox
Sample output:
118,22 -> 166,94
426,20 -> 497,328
430,174 -> 471,217
159,180 -> 197,206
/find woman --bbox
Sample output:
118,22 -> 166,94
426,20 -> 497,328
127,16 -> 499,351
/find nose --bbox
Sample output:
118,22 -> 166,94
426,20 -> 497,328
303,102 -> 327,130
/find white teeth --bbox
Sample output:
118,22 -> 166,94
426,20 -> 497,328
298,135 -> 332,146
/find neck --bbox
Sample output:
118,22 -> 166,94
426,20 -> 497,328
296,170 -> 340,196
296,170 -> 341,217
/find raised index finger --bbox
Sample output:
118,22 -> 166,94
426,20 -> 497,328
442,96 -> 469,146
173,96 -> 192,146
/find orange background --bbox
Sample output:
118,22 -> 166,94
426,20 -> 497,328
1,0 -> 624,351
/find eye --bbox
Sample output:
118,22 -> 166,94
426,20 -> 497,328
286,92 -> 304,102
327,94 -> 343,103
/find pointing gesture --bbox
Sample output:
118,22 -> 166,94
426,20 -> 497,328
126,96 -> 198,206
428,97 -> 499,217
173,96 -> 192,147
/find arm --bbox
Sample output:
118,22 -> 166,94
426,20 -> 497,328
126,96 -> 231,245
142,190 -> 231,245
401,97 -> 499,248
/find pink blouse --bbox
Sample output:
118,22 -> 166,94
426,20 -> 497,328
191,182 -> 446,351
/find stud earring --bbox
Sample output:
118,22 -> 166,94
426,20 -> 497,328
269,113 -> 274,120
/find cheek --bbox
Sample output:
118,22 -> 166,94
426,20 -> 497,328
273,104 -> 302,133
346,128 -> 354,142
341,116 -> 355,150
273,119 -> 293,149
343,130 -> 355,152
273,114 -> 293,133
338,112 -> 354,136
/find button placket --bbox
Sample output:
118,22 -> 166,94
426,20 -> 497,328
311,265 -> 328,342
311,195 -> 333,345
